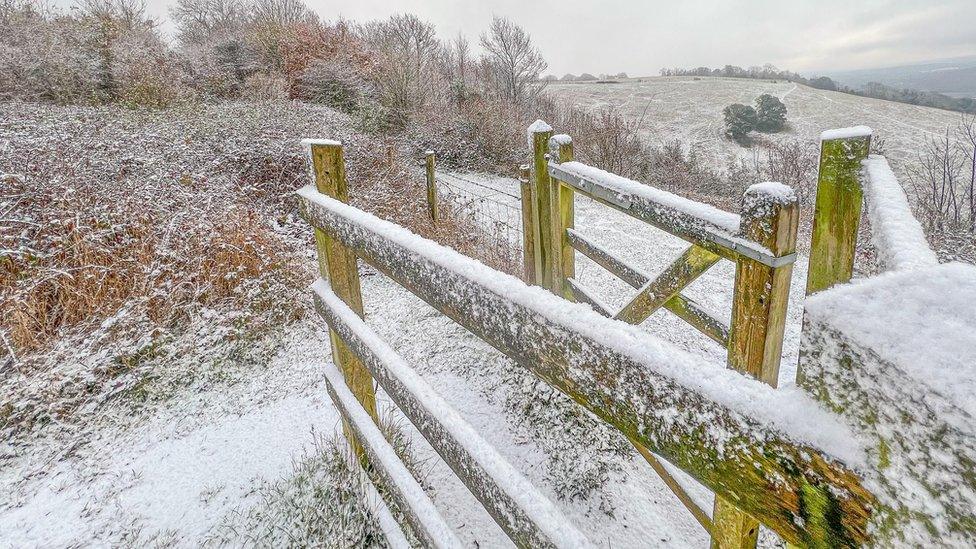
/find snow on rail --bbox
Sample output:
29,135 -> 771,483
555,161 -> 741,233
313,281 -> 594,548
296,184 -> 864,465
862,155 -> 939,271
322,363 -> 463,549
805,262 -> 976,419
820,126 -> 872,141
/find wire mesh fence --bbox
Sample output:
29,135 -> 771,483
432,171 -> 525,276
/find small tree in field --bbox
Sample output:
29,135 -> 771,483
723,103 -> 756,141
755,93 -> 787,132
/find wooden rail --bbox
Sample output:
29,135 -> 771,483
295,124 -> 976,547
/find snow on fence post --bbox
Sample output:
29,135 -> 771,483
303,139 -> 378,457
713,182 -> 799,549
425,150 -> 438,224
549,134 -> 575,299
529,120 -> 555,290
806,127 -> 872,295
518,163 -> 538,284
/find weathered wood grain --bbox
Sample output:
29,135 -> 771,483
806,133 -> 871,295
298,190 -> 876,547
314,282 -> 593,549
305,141 -> 377,458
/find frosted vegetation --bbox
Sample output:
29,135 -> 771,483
1,0 -> 974,546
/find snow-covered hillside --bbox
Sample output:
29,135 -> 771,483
549,76 -> 963,176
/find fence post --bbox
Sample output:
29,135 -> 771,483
549,134 -> 575,300
712,182 -> 799,549
805,129 -> 871,295
424,150 -> 438,224
518,163 -> 538,285
306,139 -> 378,458
529,121 -> 555,291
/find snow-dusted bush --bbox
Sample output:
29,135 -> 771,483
241,71 -> 288,100
298,57 -> 372,113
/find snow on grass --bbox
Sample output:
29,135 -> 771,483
862,155 -> 939,271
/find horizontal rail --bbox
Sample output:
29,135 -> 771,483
298,185 -> 876,546
323,361 -> 462,549
313,280 -> 592,549
861,155 -> 939,272
566,229 -> 729,345
362,474 -> 412,549
566,277 -> 612,317
550,161 -> 796,268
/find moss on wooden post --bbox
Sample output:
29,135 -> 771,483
518,163 -> 537,285
424,150 -> 438,224
549,134 -> 575,299
714,182 -> 799,549
806,130 -> 871,295
529,121 -> 555,291
305,139 -> 378,457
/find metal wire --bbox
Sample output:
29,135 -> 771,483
433,171 -> 524,274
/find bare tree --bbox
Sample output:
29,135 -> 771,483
169,0 -> 245,45
442,32 -> 470,107
960,113 -> 976,231
909,127 -> 967,229
360,14 -> 442,121
479,16 -> 546,105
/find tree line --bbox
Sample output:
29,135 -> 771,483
0,0 -> 549,135
660,64 -> 976,114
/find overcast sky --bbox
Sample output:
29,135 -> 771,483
58,0 -> 976,76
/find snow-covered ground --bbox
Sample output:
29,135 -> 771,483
1,169 -> 809,547
549,76 -> 963,176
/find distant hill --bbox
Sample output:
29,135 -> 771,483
822,56 -> 976,99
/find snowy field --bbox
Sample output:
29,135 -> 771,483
2,170 -> 805,547
549,76 -> 963,175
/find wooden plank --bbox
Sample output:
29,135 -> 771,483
713,183 -> 800,549
549,135 -> 575,299
323,362 -> 463,549
567,228 -> 646,287
613,245 -> 720,325
549,162 -> 793,268
805,130 -> 871,295
727,183 -> 799,386
566,229 -> 729,344
304,140 -> 377,459
530,122 -> 555,290
297,187 -> 877,547
566,277 -> 612,317
666,294 -> 729,346
425,150 -> 438,223
313,281 -> 593,549
631,439 -> 714,537
518,164 -> 537,285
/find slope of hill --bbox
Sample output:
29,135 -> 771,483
548,76 -> 964,178
823,56 -> 976,99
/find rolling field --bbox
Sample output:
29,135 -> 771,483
549,76 -> 963,177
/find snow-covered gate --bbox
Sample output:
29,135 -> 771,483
296,135 -> 901,548
534,121 -> 802,547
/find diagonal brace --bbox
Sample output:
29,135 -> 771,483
613,245 -> 721,325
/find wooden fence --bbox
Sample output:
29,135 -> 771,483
298,122 -> 972,547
